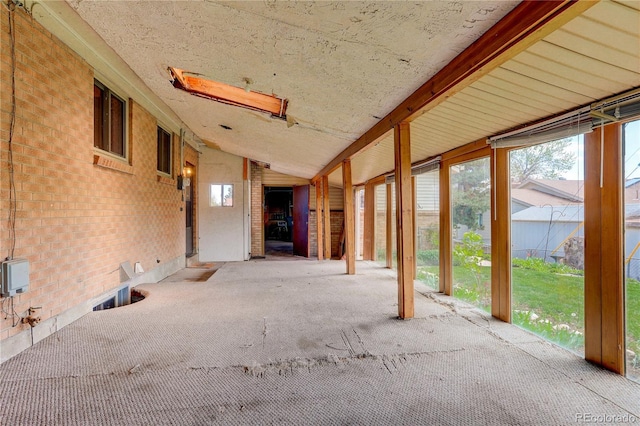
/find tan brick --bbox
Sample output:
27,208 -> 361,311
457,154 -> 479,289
0,9 -> 196,343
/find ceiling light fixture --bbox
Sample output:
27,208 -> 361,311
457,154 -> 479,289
169,67 -> 288,119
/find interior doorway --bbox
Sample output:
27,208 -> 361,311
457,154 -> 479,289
185,162 -> 195,257
264,186 -> 294,256
292,185 -> 309,257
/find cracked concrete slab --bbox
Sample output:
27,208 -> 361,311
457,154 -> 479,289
1,260 -> 639,425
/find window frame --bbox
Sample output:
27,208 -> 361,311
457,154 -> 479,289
210,184 -> 234,207
156,126 -> 172,176
94,79 -> 128,160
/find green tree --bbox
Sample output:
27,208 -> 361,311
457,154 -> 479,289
451,157 -> 490,231
510,138 -> 577,183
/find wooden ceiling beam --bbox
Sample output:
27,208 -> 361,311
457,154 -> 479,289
169,67 -> 288,118
312,0 -> 598,182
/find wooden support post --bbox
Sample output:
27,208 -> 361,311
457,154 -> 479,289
315,181 -> 324,261
584,124 -> 625,374
243,158 -> 248,180
412,176 -> 417,280
363,182 -> 375,261
322,176 -> 331,259
394,122 -> 414,319
343,160 -> 356,275
386,183 -> 393,269
440,161 -> 451,295
490,148 -> 511,322
600,124 -> 625,374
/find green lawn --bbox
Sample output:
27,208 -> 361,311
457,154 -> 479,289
417,263 -> 640,361
627,279 -> 640,368
511,267 -> 585,353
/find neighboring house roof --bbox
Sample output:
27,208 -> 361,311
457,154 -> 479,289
513,204 -> 640,224
515,179 -> 584,203
626,178 -> 640,188
513,179 -> 640,208
510,187 -> 580,208
512,205 -> 584,223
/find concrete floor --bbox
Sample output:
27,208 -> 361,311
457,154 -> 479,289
265,239 -> 294,257
1,260 -> 639,425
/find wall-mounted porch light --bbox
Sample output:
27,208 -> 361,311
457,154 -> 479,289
177,166 -> 193,190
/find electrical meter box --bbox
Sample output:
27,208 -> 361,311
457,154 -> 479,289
1,258 -> 29,297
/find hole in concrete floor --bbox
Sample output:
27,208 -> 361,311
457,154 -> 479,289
185,270 -> 216,282
93,287 -> 145,311
131,289 -> 145,304
160,264 -> 222,283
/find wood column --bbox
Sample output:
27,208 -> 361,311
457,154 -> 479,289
490,148 -> 511,322
343,160 -> 356,275
412,176 -> 417,279
584,123 -> 625,374
395,122 -> 414,319
315,181 -> 324,260
322,176 -> 331,259
386,183 -> 393,269
363,182 -> 376,260
440,161 -> 451,295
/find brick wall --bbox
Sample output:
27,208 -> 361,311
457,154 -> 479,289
250,162 -> 264,257
308,210 -> 344,259
331,211 -> 344,259
0,9 -> 184,345
309,210 -> 318,257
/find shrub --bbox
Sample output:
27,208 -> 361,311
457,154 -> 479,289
417,269 -> 439,290
453,231 -> 484,269
417,250 -> 439,266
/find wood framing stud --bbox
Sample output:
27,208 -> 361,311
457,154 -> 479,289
386,183 -> 393,269
490,148 -> 511,322
316,181 -> 324,261
322,176 -> 331,259
394,122 -> 414,319
440,160 -> 451,295
343,161 -> 356,275
363,182 -> 375,261
584,124 -> 625,374
412,176 -> 417,280
243,158 -> 248,181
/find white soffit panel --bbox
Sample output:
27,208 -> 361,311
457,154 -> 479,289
349,133 -> 395,186
407,0 -> 640,176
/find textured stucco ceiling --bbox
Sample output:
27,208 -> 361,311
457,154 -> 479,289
65,0 -> 518,179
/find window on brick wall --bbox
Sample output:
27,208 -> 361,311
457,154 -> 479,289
157,126 -> 172,175
94,80 -> 126,158
210,184 -> 234,207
